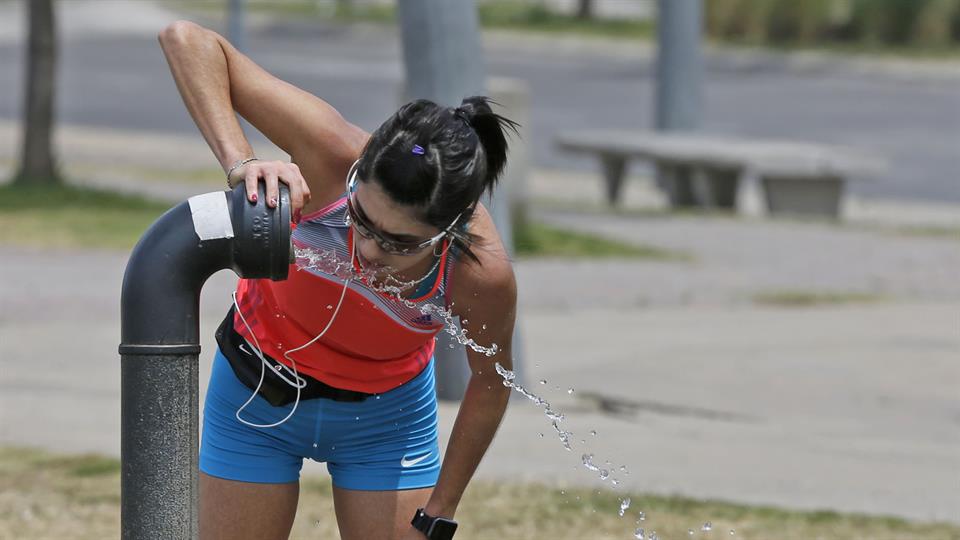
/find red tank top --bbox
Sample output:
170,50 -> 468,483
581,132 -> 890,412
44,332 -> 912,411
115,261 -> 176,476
232,197 -> 455,393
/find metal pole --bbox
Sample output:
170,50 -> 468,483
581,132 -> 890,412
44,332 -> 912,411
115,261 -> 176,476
655,0 -> 703,131
227,0 -> 245,52
121,354 -> 199,539
397,0 -> 523,400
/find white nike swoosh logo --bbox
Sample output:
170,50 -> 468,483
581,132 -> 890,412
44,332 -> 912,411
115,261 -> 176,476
238,343 -> 253,356
400,453 -> 431,468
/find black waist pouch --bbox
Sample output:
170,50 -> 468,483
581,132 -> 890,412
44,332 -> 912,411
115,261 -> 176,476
215,307 -> 372,406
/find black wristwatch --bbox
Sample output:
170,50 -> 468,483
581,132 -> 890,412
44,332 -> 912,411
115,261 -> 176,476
411,508 -> 458,540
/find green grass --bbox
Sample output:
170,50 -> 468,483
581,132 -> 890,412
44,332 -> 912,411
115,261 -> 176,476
752,290 -> 886,307
177,0 -> 960,58
513,220 -> 690,261
173,0 -> 655,40
0,183 -> 171,250
2,446 -> 958,540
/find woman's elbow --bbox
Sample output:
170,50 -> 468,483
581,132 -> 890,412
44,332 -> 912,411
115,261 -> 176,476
158,20 -> 204,48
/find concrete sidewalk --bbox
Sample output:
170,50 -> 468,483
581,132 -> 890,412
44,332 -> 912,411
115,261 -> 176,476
1,246 -> 957,524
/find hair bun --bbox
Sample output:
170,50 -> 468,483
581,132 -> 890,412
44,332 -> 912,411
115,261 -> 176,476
455,96 -> 520,194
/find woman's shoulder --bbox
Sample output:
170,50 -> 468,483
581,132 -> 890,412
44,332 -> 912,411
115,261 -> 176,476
447,203 -> 516,314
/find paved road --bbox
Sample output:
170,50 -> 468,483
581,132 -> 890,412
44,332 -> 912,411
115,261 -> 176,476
0,1 -> 958,202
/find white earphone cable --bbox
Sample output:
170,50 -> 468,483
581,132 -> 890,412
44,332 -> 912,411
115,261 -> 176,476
232,239 -> 356,428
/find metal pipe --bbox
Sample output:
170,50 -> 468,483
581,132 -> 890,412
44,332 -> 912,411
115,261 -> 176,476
119,183 -> 290,539
655,0 -> 704,131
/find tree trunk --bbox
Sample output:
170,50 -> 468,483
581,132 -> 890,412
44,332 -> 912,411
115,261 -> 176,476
15,0 -> 59,186
577,0 -> 594,20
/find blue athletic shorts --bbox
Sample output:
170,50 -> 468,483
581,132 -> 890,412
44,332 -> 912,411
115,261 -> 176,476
200,348 -> 441,490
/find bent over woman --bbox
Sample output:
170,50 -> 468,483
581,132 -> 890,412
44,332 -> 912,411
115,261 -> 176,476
159,20 -> 518,540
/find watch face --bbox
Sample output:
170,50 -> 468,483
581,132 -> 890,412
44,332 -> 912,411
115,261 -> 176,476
429,518 -> 458,539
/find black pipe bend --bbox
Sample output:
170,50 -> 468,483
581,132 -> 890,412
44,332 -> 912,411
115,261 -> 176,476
119,183 -> 291,353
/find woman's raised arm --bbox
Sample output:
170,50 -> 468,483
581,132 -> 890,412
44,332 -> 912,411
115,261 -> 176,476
158,20 -> 368,210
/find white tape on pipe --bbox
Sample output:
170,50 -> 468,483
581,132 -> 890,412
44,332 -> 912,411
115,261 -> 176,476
188,191 -> 234,240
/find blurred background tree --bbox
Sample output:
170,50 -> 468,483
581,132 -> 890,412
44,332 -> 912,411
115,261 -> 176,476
704,0 -> 960,49
577,0 -> 594,20
15,0 -> 61,186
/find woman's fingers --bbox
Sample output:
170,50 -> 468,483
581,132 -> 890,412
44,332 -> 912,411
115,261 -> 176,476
240,161 -> 309,216
263,169 -> 280,208
244,166 -> 260,204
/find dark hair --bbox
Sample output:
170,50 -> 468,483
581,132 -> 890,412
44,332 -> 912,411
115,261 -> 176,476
356,96 -> 519,262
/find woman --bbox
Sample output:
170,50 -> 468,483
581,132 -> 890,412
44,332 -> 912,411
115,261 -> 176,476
159,20 -> 518,540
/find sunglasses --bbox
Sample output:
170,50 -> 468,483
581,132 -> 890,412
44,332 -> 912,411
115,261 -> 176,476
344,160 -> 462,256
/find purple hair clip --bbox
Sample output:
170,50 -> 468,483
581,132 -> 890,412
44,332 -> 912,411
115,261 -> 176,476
411,144 -> 425,155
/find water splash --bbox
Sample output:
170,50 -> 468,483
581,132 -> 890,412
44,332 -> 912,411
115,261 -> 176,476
294,246 -> 498,356
496,363 -> 573,451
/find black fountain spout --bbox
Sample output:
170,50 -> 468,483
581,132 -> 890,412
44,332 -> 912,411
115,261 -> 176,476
118,183 -> 291,539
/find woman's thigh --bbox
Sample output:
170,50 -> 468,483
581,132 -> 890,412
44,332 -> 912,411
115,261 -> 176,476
200,473 -> 299,540
332,485 -> 433,540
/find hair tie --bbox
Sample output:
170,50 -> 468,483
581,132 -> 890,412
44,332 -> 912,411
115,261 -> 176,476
411,144 -> 425,155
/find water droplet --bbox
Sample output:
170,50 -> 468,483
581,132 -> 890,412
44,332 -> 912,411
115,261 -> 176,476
315,520 -> 321,527
567,388 -> 574,394
638,511 -> 646,521
689,529 -> 695,536
634,528 -> 645,539
326,304 -> 333,309
560,490 -> 565,495
312,443 -> 318,448
650,532 -> 659,540
375,395 -> 381,400
539,379 -> 547,385
618,497 -> 631,517
620,465 -> 628,472
274,364 -> 283,371
702,522 -> 713,532
611,478 -> 620,486
462,319 -> 469,324
448,344 -> 455,349
355,416 -> 360,421
331,445 -> 336,450
590,430 -> 597,436
481,324 -> 487,330
539,433 -> 544,438
730,529 -> 736,536
599,469 -> 610,480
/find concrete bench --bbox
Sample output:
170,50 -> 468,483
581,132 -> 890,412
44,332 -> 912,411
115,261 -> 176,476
555,130 -> 885,218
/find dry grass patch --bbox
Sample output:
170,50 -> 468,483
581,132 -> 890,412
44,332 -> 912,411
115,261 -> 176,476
3,447 -> 959,539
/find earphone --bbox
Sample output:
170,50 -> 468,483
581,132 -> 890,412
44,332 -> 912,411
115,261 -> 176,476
232,239 -> 355,428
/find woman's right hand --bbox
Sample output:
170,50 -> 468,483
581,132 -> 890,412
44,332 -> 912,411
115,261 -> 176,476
231,160 -> 312,222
